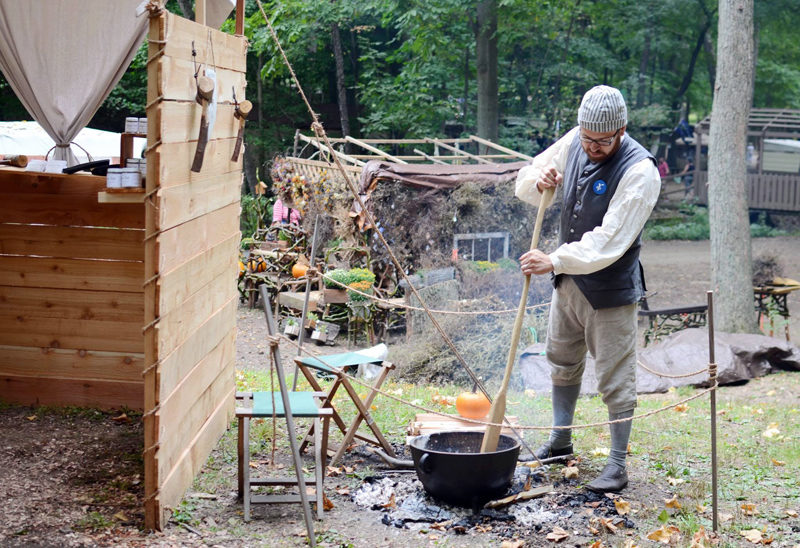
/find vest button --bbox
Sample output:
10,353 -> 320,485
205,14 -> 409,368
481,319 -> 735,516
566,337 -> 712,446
569,228 -> 575,233
573,214 -> 578,219
576,200 -> 582,205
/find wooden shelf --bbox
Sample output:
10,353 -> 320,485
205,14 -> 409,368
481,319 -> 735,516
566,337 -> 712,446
120,132 -> 147,167
98,188 -> 145,203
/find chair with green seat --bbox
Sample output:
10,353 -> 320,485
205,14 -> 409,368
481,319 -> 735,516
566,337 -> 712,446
236,390 -> 332,521
294,349 -> 396,466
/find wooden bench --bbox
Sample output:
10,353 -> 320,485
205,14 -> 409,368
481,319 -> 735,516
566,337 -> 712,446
638,303 -> 708,346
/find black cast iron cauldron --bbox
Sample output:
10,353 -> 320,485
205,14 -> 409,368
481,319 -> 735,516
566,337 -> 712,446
409,431 -> 520,509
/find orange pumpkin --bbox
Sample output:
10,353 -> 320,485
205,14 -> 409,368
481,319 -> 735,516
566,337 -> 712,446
292,263 -> 309,278
247,257 -> 267,273
455,391 -> 491,420
238,259 -> 246,278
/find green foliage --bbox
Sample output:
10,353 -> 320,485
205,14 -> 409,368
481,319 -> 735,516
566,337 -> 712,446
240,194 -> 273,242
646,207 -> 788,241
323,267 -> 375,289
750,212 -> 786,238
462,260 -> 501,273
74,511 -> 114,532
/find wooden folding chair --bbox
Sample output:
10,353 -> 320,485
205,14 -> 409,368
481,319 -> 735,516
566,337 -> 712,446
236,391 -> 332,521
294,351 -> 396,465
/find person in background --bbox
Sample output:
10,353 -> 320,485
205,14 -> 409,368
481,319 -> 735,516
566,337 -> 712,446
515,85 -> 661,492
657,157 -> 669,178
679,157 -> 695,198
271,195 -> 301,226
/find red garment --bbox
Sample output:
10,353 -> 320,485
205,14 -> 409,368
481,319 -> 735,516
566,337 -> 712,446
658,161 -> 669,178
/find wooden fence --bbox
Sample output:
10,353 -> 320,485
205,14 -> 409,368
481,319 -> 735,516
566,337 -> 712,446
695,171 -> 800,212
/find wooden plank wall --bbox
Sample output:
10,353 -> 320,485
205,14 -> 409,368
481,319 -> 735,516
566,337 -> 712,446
144,11 -> 245,530
695,171 -> 800,212
0,171 -> 145,409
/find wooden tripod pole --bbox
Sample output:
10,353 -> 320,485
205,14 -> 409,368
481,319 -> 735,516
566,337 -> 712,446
481,187 -> 554,453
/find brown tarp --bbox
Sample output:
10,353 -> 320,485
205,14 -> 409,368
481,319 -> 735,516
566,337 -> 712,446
518,328 -> 800,395
352,159 -> 530,229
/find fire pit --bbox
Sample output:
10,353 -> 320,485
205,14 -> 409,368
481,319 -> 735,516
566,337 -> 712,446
409,431 -> 520,509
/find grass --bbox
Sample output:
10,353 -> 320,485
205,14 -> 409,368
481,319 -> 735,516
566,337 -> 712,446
229,366 -> 800,546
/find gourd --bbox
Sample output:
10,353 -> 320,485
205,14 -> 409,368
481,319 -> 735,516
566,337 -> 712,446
292,263 -> 309,278
455,391 -> 491,420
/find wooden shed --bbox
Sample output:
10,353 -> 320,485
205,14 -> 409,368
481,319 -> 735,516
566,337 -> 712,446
693,109 -> 800,212
0,7 -> 246,529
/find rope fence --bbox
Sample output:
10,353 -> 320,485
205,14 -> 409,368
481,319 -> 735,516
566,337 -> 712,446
271,330 -> 718,431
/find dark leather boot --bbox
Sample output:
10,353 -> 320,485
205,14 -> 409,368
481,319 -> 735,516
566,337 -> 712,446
586,463 -> 628,493
519,441 -> 573,463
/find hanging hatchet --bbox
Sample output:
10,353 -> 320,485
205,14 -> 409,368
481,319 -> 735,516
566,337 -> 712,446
191,75 -> 215,172
231,99 -> 252,162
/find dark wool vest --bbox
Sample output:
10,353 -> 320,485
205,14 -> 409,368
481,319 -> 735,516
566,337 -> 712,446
555,132 -> 656,309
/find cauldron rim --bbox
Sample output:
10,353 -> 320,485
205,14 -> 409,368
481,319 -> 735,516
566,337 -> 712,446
409,430 -> 520,456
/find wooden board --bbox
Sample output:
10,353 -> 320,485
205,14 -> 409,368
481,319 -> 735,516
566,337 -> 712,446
0,256 -> 144,293
158,233 -> 239,311
155,387 -> 234,524
0,345 -> 143,383
156,203 -> 240,272
156,341 -> 235,475
155,101 -> 239,145
0,374 -> 143,410
154,12 -> 247,74
0,170 -> 144,229
0,314 -> 143,354
0,224 -> 144,262
150,139 -> 241,188
278,290 -> 324,311
407,413 -> 519,437
157,171 -> 241,229
158,308 -> 236,399
153,55 -> 246,104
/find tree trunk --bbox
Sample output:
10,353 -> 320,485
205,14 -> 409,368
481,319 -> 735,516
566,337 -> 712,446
475,0 -> 498,152
702,32 -> 716,94
331,22 -> 350,140
708,0 -> 756,333
636,31 -> 651,108
671,19 -> 711,110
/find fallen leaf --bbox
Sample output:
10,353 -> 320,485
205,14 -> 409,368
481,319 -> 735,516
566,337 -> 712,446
753,408 -> 764,415
674,404 -> 688,413
690,527 -> 712,548
666,477 -> 684,486
622,542 -> 640,548
786,509 -> 798,518
741,503 -> 757,516
26,415 -> 37,421
664,496 -> 681,509
763,423 -> 780,438
322,493 -> 335,511
591,447 -> 610,457
562,466 -> 579,479
523,474 -> 532,491
335,487 -> 350,496
546,526 -> 569,542
428,534 -> 440,540
741,529 -> 763,543
771,458 -> 785,466
343,465 -> 355,474
588,525 -> 600,535
523,461 -> 541,469
475,524 -> 492,533
766,390 -> 776,396
599,517 -> 617,533
113,511 -> 129,522
326,466 -> 342,477
615,499 -> 631,516
587,541 -> 604,548
501,541 -> 524,548
695,504 -> 707,513
371,405 -> 377,410
430,521 -> 450,531
647,525 -> 680,544
763,535 -> 774,545
381,493 -> 396,510
719,512 -> 733,523
111,413 -> 130,423
524,389 -> 536,398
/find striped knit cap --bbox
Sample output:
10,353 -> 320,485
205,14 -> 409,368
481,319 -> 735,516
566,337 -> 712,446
577,85 -> 627,133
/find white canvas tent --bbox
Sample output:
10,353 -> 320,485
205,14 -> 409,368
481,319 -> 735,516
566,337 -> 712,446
0,121 -> 146,163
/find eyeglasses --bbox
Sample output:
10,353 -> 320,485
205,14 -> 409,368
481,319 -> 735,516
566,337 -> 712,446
580,129 -> 620,147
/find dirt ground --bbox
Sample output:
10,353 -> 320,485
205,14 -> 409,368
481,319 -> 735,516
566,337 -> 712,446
1,236 -> 799,547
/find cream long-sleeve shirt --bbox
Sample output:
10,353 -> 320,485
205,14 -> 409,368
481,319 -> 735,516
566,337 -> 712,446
515,126 -> 661,276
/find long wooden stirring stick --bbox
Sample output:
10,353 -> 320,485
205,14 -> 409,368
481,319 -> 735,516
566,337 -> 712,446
481,187 -> 554,453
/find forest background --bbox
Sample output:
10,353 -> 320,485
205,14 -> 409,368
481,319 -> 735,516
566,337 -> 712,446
1,0 -> 798,195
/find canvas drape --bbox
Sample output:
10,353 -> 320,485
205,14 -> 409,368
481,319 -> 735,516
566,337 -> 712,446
0,0 -> 148,165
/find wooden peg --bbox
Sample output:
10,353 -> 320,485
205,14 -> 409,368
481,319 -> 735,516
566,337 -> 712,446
231,99 -> 252,162
191,76 -> 215,172
0,155 -> 28,167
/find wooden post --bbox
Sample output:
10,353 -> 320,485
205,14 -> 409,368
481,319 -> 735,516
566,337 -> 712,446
195,0 -> 206,25
707,290 -> 719,532
235,0 -> 244,35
